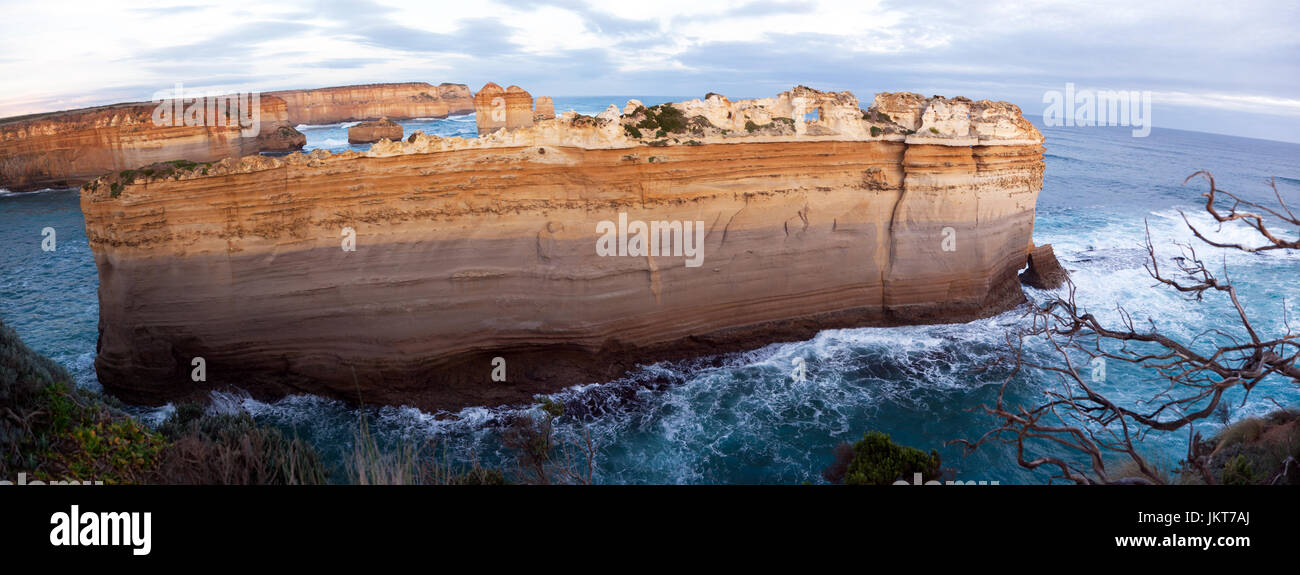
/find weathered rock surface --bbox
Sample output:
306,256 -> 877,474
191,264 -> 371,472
82,87 -> 1045,412
347,117 -> 403,144
1020,243 -> 1069,289
268,82 -> 473,125
473,82 -> 507,135
474,82 -> 558,135
534,96 -> 555,121
0,97 -> 303,193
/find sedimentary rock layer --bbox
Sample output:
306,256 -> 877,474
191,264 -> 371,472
83,87 -> 1044,411
268,82 -> 473,125
0,97 -> 304,193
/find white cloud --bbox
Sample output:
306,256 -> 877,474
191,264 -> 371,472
0,0 -> 1297,142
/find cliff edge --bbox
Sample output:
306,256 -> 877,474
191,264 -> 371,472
82,85 -> 1044,411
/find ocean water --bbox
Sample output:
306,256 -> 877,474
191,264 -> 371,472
1,98 -> 1297,484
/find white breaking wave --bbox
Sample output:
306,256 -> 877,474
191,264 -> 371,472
294,121 -> 361,131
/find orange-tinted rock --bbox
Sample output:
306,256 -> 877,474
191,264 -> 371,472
534,96 -> 555,121
473,82 -> 507,135
267,82 -> 473,125
83,88 -> 1045,412
347,117 -> 403,144
0,96 -> 303,193
504,85 -> 534,131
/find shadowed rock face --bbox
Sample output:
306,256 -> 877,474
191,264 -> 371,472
1020,244 -> 1069,289
267,82 -> 473,125
0,97 -> 304,193
82,86 -> 1045,412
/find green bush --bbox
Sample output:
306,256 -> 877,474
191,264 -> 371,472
1222,454 -> 1258,485
0,319 -> 164,483
825,431 -> 941,485
634,104 -> 687,135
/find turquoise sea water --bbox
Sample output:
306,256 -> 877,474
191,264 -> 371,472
2,97 -> 1297,483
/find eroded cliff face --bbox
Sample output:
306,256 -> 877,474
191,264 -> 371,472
0,97 -> 304,193
82,87 -> 1044,411
268,82 -> 474,125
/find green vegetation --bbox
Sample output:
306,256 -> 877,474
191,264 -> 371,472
1,317 -> 597,485
623,124 -> 643,139
0,318 -> 328,484
154,403 -> 326,485
822,431 -> 941,485
743,117 -> 796,135
870,126 -> 883,137
1222,454 -> 1258,485
861,109 -> 892,123
632,104 -> 687,136
929,127 -> 940,134
0,319 -> 163,483
1191,410 -> 1300,485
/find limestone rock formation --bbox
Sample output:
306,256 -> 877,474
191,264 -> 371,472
347,117 -> 403,144
534,96 -> 555,121
267,82 -> 473,125
0,96 -> 303,193
473,82 -> 507,135
504,85 -> 534,131
475,83 -> 554,134
82,86 -> 1045,412
1020,244 -> 1070,289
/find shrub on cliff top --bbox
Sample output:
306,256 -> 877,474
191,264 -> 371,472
822,431 -> 941,485
1194,410 -> 1300,485
0,319 -> 164,483
634,104 -> 687,135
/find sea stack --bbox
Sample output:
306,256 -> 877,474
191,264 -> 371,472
82,85 -> 1045,412
534,96 -> 555,121
347,117 -> 403,144
1020,244 -> 1069,289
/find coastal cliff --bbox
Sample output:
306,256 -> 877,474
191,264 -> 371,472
82,86 -> 1044,411
0,97 -> 304,193
268,82 -> 473,125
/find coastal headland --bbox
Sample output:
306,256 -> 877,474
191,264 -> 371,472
78,84 -> 1046,411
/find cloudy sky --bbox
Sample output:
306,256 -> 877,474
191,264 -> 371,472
2,0 -> 1298,141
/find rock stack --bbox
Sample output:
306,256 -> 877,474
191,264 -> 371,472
534,96 -> 555,121
347,117 -> 403,144
1019,244 -> 1070,289
474,83 -> 556,135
